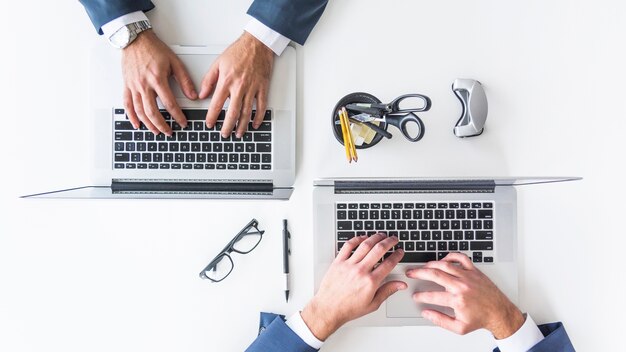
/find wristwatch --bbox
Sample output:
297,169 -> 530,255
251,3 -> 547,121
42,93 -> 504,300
108,20 -> 152,49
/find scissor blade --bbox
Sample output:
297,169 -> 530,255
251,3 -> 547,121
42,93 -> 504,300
349,113 -> 379,123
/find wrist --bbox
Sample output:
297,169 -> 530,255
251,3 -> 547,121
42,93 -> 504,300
241,31 -> 274,59
489,303 -> 526,340
124,28 -> 156,50
300,298 -> 341,341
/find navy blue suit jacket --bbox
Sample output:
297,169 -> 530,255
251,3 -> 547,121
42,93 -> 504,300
246,312 -> 575,352
80,0 -> 328,44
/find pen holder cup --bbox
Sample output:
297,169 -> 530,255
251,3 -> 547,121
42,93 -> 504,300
332,92 -> 387,149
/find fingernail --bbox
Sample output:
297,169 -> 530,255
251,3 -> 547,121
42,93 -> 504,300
253,123 -> 260,129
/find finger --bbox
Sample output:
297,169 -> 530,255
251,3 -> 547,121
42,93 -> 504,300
205,81 -> 229,129
171,58 -> 198,100
252,87 -> 268,129
422,260 -> 464,278
405,267 -> 458,289
335,236 -> 368,262
198,63 -> 219,99
153,78 -> 188,128
236,92 -> 255,138
132,91 -> 157,134
372,248 -> 404,281
361,235 -> 399,268
439,252 -> 474,270
123,88 -> 140,129
421,309 -> 468,335
222,89 -> 243,138
142,90 -> 172,136
348,233 -> 387,264
412,291 -> 454,307
369,281 -> 408,312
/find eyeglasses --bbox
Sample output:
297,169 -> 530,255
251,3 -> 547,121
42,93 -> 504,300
199,219 -> 265,282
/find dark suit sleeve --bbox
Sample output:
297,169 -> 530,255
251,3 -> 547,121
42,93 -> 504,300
245,312 -> 318,352
492,322 -> 575,352
247,0 -> 328,45
79,0 -> 155,35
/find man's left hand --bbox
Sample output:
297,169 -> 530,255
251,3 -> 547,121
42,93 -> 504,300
199,32 -> 274,138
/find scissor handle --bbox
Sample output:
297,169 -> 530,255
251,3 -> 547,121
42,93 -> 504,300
386,112 -> 425,142
390,94 -> 432,113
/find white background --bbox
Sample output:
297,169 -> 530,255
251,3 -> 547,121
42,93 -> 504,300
1,0 -> 624,351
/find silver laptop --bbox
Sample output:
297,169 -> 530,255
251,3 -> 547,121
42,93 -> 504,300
24,45 -> 296,199
313,177 -> 579,326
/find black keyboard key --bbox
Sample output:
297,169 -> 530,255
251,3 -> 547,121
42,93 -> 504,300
438,252 -> 449,260
153,153 -> 163,162
461,203 -> 471,209
432,231 -> 442,240
348,211 -> 357,220
440,221 -> 450,230
472,203 -> 482,208
337,221 -> 352,230
158,143 -> 168,152
169,143 -> 179,152
337,210 -> 347,220
126,163 -> 136,169
381,210 -> 390,219
194,164 -> 203,169
402,210 -> 411,219
451,221 -> 461,230
114,163 -> 124,169
470,241 -> 493,250
115,132 -> 132,140
435,210 -> 444,219
148,163 -> 158,169
359,210 -> 368,219
183,164 -> 192,169
137,163 -> 147,169
484,256 -> 494,263
429,220 -> 439,230
421,231 -> 431,240
405,241 -> 415,251
171,164 -> 181,169
134,132 -> 143,141
177,132 -> 187,141
438,242 -> 447,251
454,231 -> 463,240
229,154 -> 239,163
472,220 -> 482,229
412,210 -> 423,219
416,241 -> 425,250
262,154 -> 271,163
193,122 -> 204,130
375,221 -> 385,230
410,231 -> 419,240
476,231 -> 493,240
115,142 -> 124,151
183,109 -> 206,121
164,153 -> 173,162
155,133 -> 165,141
400,252 -> 436,263
213,143 -> 223,152
254,133 -> 271,142
462,220 -> 471,229
443,231 -> 452,240
473,252 -> 483,263
365,221 -> 374,230
216,164 -> 226,169
427,203 -> 436,209
418,221 -> 428,230
115,121 -> 134,130
175,153 -> 184,162
484,220 -> 493,229
137,142 -> 146,151
465,231 -> 474,240
371,203 -> 381,209
224,144 -> 234,153
145,133 -> 155,141
483,203 -> 493,208
159,164 -> 170,169
408,221 -> 417,230
256,122 -> 272,131
382,204 -> 392,209
369,211 -> 379,220
197,154 -> 206,163
186,154 -> 195,163
257,143 -> 271,152
437,203 -> 448,209
397,221 -> 406,230
114,153 -> 130,162
449,241 -> 458,251
385,221 -> 395,230
354,221 -> 364,230
424,210 -> 433,219
416,203 -> 425,209
141,154 -> 152,162
125,142 -> 135,151
191,143 -> 201,152
239,164 -> 249,170
338,231 -> 355,241
460,241 -> 469,250
449,203 -> 459,208
478,210 -> 493,219
399,231 -> 409,241
148,142 -> 157,151
427,241 -> 436,251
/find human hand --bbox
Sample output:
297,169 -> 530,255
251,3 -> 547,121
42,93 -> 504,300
198,31 -> 274,138
300,234 -> 408,341
406,253 -> 525,339
122,29 -> 198,136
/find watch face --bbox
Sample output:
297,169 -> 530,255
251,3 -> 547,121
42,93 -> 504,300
110,26 -> 132,49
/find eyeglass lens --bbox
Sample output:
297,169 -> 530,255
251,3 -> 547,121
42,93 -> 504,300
231,228 -> 263,254
202,254 -> 234,282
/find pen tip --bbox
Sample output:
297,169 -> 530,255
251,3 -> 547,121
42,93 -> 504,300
285,291 -> 289,302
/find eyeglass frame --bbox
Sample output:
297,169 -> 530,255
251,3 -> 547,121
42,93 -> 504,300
198,218 -> 265,282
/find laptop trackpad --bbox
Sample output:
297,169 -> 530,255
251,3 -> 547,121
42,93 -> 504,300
386,275 -> 455,318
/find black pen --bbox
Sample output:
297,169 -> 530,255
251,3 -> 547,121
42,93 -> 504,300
283,219 -> 291,302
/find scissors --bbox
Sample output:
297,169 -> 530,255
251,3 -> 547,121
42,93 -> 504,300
345,94 -> 432,142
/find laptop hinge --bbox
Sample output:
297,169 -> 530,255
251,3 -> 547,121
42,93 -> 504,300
334,180 -> 496,194
111,181 -> 274,194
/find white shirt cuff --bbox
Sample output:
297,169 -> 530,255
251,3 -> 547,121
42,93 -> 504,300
244,17 -> 291,55
101,11 -> 150,39
495,314 -> 545,352
285,312 -> 324,349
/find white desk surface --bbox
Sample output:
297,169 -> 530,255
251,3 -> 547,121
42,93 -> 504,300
1,0 -> 624,350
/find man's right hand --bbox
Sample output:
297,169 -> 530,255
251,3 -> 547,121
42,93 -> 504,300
122,29 -> 198,136
300,234 -> 407,341
406,253 -> 525,339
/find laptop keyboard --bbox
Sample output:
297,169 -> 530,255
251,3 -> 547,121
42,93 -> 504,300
112,108 -> 272,170
336,201 -> 495,263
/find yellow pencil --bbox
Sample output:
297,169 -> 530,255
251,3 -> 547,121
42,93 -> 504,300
342,108 -> 358,162
338,110 -> 352,162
